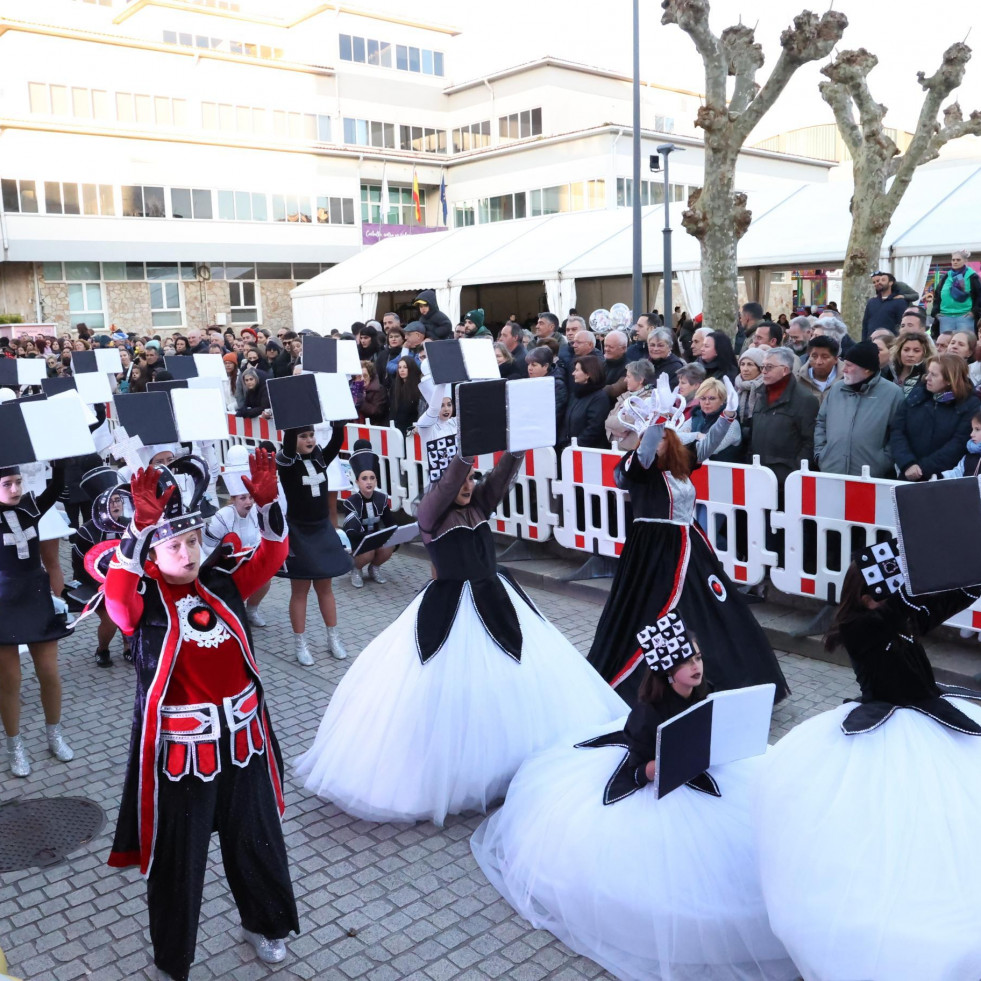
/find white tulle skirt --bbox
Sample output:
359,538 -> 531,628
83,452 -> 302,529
295,580 -> 626,825
471,719 -> 796,981
755,699 -> 981,981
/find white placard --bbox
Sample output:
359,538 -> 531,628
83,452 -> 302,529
16,359 -> 46,385
73,371 -> 113,405
460,339 -> 501,380
507,377 -> 556,451
315,372 -> 358,422
22,397 -> 97,461
50,389 -> 97,426
170,387 -> 230,442
187,375 -> 225,392
94,348 -> 123,373
707,684 -> 775,767
336,339 -> 362,376
193,353 -> 226,378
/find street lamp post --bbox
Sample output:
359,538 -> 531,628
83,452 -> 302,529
631,0 -> 642,325
653,143 -> 683,325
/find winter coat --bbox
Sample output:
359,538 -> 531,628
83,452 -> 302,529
564,381 -> 610,449
376,344 -> 406,385
748,375 -> 819,486
263,339 -> 292,378
360,377 -> 389,425
413,289 -> 453,340
236,380 -> 270,418
606,383 -> 653,451
814,374 -> 905,477
881,360 -> 927,400
861,291 -> 907,340
651,353 -> 685,389
888,383 -> 981,479
794,359 -> 845,405
684,406 -> 743,463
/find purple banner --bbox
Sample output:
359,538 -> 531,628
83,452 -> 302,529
362,223 -> 445,246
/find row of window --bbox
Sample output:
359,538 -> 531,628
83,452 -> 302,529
360,185 -> 428,225
1,179 -> 356,225
42,261 -> 332,284
339,34 -> 445,77
615,177 -> 688,207
453,180 -> 607,226
342,117 -> 446,154
27,83 -> 332,144
452,120 -> 492,154
161,30 -> 284,61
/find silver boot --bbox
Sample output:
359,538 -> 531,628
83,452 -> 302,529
326,625 -> 348,660
242,928 -> 287,964
46,723 -> 74,762
293,632 -> 314,667
7,734 -> 30,777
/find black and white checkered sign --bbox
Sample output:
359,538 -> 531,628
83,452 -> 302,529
637,611 -> 695,673
858,539 -> 906,600
426,434 -> 457,483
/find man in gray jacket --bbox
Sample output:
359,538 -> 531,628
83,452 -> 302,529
814,341 -> 904,477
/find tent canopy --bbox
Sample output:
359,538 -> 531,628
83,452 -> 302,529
292,162 -> 981,323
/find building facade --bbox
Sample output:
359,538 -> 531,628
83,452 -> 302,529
0,0 -> 834,333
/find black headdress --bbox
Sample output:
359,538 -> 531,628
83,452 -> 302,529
151,454 -> 210,546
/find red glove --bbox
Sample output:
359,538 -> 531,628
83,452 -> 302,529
242,448 -> 278,508
130,466 -> 176,531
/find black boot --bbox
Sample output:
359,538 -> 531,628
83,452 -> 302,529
95,648 -> 112,668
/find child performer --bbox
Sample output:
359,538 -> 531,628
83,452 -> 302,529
343,439 -> 397,588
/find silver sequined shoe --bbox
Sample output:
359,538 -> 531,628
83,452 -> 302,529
326,625 -> 348,660
46,723 -> 74,762
366,564 -> 387,584
350,566 -> 364,589
293,632 -> 314,667
7,734 -> 30,777
242,928 -> 287,964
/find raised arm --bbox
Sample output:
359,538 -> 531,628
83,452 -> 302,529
35,461 -> 66,515
417,455 -> 472,535
472,452 -> 524,515
321,421 -> 346,466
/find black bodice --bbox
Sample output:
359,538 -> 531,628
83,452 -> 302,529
425,522 -> 498,582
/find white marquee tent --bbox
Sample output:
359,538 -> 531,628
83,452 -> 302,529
292,162 -> 981,327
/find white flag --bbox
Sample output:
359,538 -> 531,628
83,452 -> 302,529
380,168 -> 390,225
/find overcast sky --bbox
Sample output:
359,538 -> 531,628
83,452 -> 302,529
368,0 -> 981,143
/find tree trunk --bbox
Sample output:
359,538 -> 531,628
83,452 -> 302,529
699,160 -> 740,334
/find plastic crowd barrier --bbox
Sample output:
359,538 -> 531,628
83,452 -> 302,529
341,423 -> 407,511
553,444 -> 628,557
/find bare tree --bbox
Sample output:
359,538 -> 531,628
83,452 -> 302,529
821,44 -> 981,336
662,0 -> 847,335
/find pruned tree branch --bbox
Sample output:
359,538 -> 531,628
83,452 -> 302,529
721,24 -> 763,114
661,0 -> 725,106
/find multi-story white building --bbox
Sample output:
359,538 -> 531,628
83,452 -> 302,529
0,0 -> 834,332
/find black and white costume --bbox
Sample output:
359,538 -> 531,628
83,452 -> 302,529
340,486 -> 396,551
275,423 -> 352,579
757,583 -> 981,980
0,464 -> 70,646
295,452 -> 625,825
472,616 -> 794,981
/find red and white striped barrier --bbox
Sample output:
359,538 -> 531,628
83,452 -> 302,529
341,423 -> 407,510
552,445 -> 627,557
226,414 -> 282,445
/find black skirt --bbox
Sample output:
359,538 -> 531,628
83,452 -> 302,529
279,518 -> 352,580
0,568 -> 72,645
587,520 -> 790,707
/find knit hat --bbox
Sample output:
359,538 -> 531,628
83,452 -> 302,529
464,308 -> 485,330
843,341 -> 879,373
737,347 -> 765,368
222,352 -> 239,367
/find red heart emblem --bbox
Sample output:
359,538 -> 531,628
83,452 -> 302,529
190,607 -> 214,630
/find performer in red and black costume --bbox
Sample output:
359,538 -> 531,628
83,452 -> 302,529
103,449 -> 299,981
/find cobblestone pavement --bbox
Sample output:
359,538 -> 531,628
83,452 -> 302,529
0,551 -> 858,981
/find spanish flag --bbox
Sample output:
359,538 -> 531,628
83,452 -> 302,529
412,168 -> 421,223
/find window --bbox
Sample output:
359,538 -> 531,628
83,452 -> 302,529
44,182 -> 81,215
617,178 -> 683,208
1,179 -> 38,213
478,192 -> 526,224
162,31 -> 282,59
454,202 -> 475,227
271,195 -> 312,223
452,120 -> 491,153
654,115 -> 675,133
171,188 -> 213,219
218,190 -> 268,221
360,185 -> 423,225
122,185 -> 165,217
316,196 -> 356,225
67,280 -> 105,329
340,33 -> 442,75
150,281 -> 183,327
228,280 -> 258,323
498,107 -> 542,141
256,262 -> 292,280
343,117 -> 401,150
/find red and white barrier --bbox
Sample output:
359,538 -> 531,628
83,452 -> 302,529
552,445 -> 628,557
341,423 -> 407,511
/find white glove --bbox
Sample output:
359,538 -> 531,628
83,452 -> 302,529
723,375 -> 739,415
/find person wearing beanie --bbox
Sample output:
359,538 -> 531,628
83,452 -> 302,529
814,340 -> 904,477
795,335 -> 843,405
263,338 -> 291,378
463,309 -> 491,339
341,440 -> 397,589
412,289 -> 453,340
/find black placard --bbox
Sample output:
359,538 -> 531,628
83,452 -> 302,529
148,379 -> 189,394
113,392 -> 179,445
456,379 -> 507,457
163,356 -> 199,380
41,377 -> 77,397
301,335 -> 338,374
895,479 -> 981,594
0,403 -> 36,466
0,360 -> 20,387
71,350 -> 98,374
425,340 -> 469,384
654,701 -> 713,798
266,373 -> 323,431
